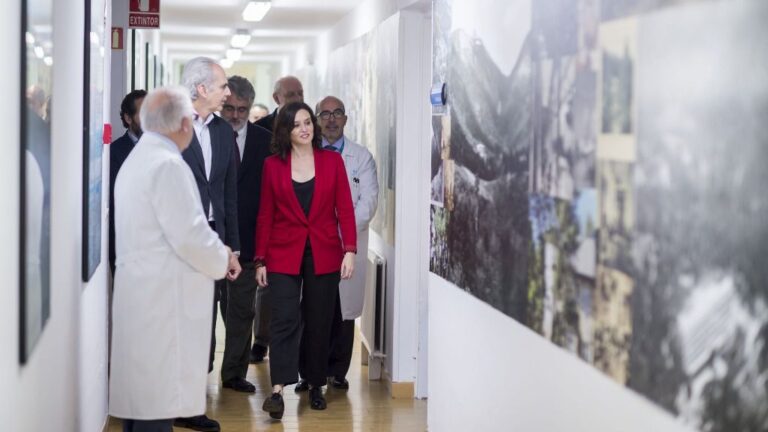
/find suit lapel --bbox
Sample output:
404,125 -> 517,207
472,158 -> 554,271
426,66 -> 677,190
285,153 -> 309,224
188,133 -> 206,177
307,149 -> 322,219
238,126 -> 252,182
208,119 -> 220,181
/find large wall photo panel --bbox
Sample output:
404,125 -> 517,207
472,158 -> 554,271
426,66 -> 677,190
429,0 -> 768,429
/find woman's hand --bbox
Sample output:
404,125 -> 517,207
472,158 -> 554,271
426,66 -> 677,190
255,266 -> 268,288
340,252 -> 355,280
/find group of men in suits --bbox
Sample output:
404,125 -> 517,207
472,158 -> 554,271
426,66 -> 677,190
109,56 -> 378,431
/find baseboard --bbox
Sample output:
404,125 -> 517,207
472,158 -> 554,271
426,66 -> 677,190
383,369 -> 414,399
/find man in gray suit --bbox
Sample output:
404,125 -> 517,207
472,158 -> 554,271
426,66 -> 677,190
175,56 -> 240,432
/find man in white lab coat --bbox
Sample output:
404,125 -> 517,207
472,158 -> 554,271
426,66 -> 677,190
109,86 -> 241,432
296,95 -> 379,391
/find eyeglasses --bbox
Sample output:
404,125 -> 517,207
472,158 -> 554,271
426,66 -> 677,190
222,104 -> 249,115
317,109 -> 346,121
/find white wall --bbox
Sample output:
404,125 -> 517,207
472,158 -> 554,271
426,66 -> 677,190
2,1 -> 112,430
0,1 -> 22,429
428,274 -> 695,432
80,0 -> 113,429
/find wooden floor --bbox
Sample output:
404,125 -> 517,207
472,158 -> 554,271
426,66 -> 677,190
107,314 -> 427,432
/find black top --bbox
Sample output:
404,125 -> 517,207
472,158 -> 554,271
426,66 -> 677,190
292,177 -> 315,217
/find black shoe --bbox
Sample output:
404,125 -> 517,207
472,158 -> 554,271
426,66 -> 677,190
330,377 -> 349,390
222,377 -> 256,393
309,386 -> 327,410
173,415 -> 220,432
250,344 -> 267,363
294,379 -> 309,392
262,392 -> 285,420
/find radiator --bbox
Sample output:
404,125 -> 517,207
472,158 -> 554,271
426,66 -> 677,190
360,250 -> 386,380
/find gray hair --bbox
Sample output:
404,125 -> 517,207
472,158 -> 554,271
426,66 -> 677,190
140,86 -> 194,135
181,57 -> 217,101
227,76 -> 255,105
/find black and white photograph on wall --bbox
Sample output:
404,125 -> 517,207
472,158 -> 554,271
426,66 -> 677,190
628,2 -> 768,428
430,116 -> 443,205
430,0 -> 768,428
20,0 -> 53,364
82,0 -> 106,281
429,0 -> 533,320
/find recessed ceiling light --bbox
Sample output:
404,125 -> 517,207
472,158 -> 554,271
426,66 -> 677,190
231,29 -> 251,48
226,48 -> 242,61
243,1 -> 271,22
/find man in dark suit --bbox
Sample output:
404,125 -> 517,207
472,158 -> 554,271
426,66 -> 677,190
108,89 -> 146,274
175,57 -> 239,432
254,75 -> 304,132
218,75 -> 273,393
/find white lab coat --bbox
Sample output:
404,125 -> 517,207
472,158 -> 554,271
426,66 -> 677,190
108,131 -> 228,420
339,137 -> 379,320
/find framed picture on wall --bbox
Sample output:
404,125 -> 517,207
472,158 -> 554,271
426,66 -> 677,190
82,0 -> 106,282
20,0 -> 54,363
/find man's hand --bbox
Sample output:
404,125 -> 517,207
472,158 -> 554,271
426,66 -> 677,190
340,252 -> 355,280
226,249 -> 241,281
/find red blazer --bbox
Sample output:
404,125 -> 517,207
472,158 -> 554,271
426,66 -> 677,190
255,148 -> 357,275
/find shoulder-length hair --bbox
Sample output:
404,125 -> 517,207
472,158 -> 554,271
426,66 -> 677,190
271,101 -> 322,159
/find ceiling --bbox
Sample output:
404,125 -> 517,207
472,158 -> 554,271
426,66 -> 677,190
159,0 -> 367,66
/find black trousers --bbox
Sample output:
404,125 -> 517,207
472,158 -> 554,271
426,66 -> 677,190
299,292 -> 355,381
207,221 -> 228,372
122,419 -> 173,432
209,278 -> 227,372
269,248 -> 339,387
221,261 -> 257,381
327,294 -> 355,380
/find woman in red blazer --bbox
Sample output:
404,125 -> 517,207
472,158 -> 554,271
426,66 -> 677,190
254,101 -> 356,419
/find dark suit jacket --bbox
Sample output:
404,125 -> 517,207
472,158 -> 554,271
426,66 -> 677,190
236,123 -> 273,262
109,131 -> 137,271
255,149 -> 357,275
182,114 -> 240,251
254,109 -> 277,132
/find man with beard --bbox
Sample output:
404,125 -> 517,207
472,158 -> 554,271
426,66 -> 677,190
218,75 -> 273,390
109,89 -> 147,274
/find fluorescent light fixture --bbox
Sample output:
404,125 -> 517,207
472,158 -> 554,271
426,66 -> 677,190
242,1 -> 271,22
26,32 -> 35,45
226,48 -> 242,61
90,31 -> 99,45
220,58 -> 234,69
230,29 -> 251,48
43,56 -> 53,66
34,46 -> 44,58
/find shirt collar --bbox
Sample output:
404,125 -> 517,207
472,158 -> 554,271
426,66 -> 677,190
143,131 -> 179,153
236,123 -> 247,137
193,111 -> 215,127
127,130 -> 140,144
322,136 -> 344,151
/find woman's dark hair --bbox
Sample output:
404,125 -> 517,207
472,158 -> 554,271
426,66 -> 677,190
271,101 -> 322,159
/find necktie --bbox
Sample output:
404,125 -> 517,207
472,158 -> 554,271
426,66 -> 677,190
234,132 -> 241,169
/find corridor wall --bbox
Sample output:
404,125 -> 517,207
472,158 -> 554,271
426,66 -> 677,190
3,1 -> 112,431
428,0 -> 768,430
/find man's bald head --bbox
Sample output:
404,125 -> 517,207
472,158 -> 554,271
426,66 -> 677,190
272,76 -> 304,108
